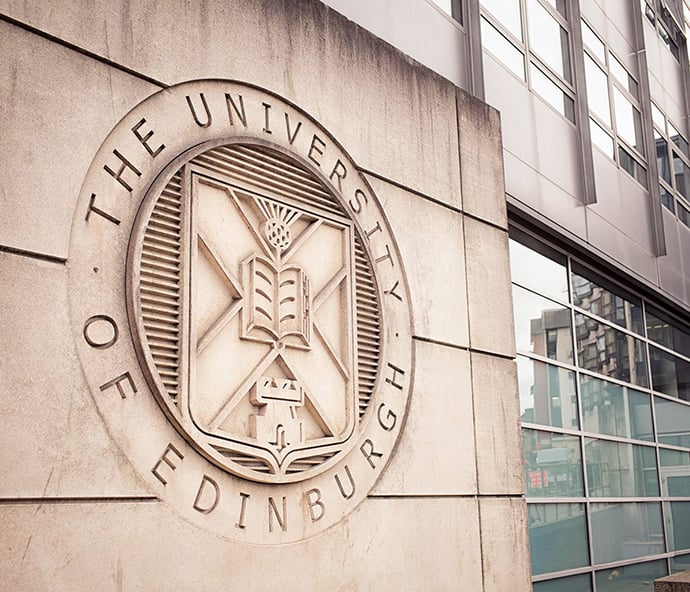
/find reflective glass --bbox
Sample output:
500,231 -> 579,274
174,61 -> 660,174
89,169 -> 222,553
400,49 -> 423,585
481,0 -> 522,40
671,553 -> 690,573
610,53 -> 639,99
590,118 -> 615,158
517,355 -> 578,428
580,375 -> 653,441
514,285 -> 574,363
530,63 -> 575,122
542,0 -> 567,18
619,146 -> 647,187
656,136 -> 672,184
571,267 -> 643,334
533,574 -> 592,592
660,184 -> 675,213
528,503 -> 589,575
584,54 -> 611,126
651,346 -> 690,401
509,237 -> 569,302
669,120 -> 689,157
523,429 -> 584,496
613,88 -> 643,152
666,502 -> 690,551
674,151 -> 690,198
574,312 -> 648,387
585,439 -> 659,497
594,559 -> 667,591
652,102 -> 666,130
659,448 -> 690,496
679,201 -> 690,228
581,20 -> 605,62
481,17 -> 526,80
647,307 -> 690,358
590,503 -> 664,564
527,0 -> 571,82
656,396 -> 690,448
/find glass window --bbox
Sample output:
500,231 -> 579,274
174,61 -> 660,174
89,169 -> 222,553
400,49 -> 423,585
529,503 -> 590,575
584,54 -> 611,126
517,356 -> 578,428
652,102 -> 666,129
590,503 -> 664,564
590,119 -> 615,157
533,574 -> 592,592
481,17 -> 526,79
527,0 -> 571,82
571,266 -> 643,335
669,121 -> 689,157
574,312 -> 648,387
613,88 -> 643,152
481,0 -> 523,39
666,502 -> 690,551
610,54 -> 639,99
530,63 -> 575,122
514,285 -> 574,363
673,152 -> 690,199
660,184 -> 675,212
679,201 -> 690,228
657,137 -> 672,184
509,237 -> 569,302
524,429 -> 584,496
647,308 -> 690,358
651,346 -> 690,401
580,375 -> 653,441
594,559 -> 667,591
671,553 -> 690,573
619,146 -> 647,187
660,448 -> 690,496
581,20 -> 605,61
585,439 -> 659,497
655,396 -> 690,448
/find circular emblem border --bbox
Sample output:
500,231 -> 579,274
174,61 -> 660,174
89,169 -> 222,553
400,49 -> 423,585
68,79 -> 414,544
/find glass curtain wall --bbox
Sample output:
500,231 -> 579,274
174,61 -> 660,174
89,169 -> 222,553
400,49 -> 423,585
511,229 -> 690,591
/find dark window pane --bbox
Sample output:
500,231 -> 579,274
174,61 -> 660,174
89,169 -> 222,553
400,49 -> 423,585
529,503 -> 589,575
655,396 -> 690,448
660,448 -> 690,496
523,429 -> 584,496
514,285 -> 574,363
650,346 -> 690,400
669,120 -> 689,158
517,356 -> 578,428
666,502 -> 690,551
657,136 -> 672,184
594,559 -> 667,591
571,266 -> 643,334
679,201 -> 690,228
619,145 -> 647,187
590,503 -> 664,564
533,574 -> 592,592
647,307 -> 690,358
660,184 -> 675,213
580,375 -> 653,441
585,439 -> 659,497
574,312 -> 648,387
672,553 -> 690,573
674,151 -> 690,198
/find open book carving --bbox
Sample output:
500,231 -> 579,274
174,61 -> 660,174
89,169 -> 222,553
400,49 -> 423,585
242,255 -> 311,348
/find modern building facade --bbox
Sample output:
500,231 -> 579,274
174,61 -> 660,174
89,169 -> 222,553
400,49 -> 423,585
2,0 -> 690,591
325,0 -> 690,590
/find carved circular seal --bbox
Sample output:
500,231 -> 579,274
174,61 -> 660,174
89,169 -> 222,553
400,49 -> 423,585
68,80 -> 413,543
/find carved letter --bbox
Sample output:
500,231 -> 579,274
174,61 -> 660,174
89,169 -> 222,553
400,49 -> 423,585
378,403 -> 397,431
186,93 -> 212,128
308,134 -> 326,166
384,280 -> 403,302
85,193 -> 120,225
385,363 -> 406,390
151,443 -> 184,485
348,189 -> 368,214
268,496 -> 287,532
131,118 -> 165,157
193,475 -> 220,514
360,439 -> 383,469
305,488 -> 325,522
103,149 -> 142,192
329,159 -> 347,192
366,221 -> 382,239
262,102 -> 272,134
99,372 -> 137,399
375,244 -> 394,268
235,492 -> 250,529
83,314 -> 118,349
225,93 -> 247,127
284,112 -> 302,145
334,465 -> 356,499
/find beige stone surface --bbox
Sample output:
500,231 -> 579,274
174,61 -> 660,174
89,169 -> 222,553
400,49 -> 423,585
0,20 -> 159,259
0,496 -> 482,591
369,175 -> 469,347
479,497 -> 532,590
457,89 -> 507,229
464,216 -> 515,357
0,0 -> 461,210
373,340 -> 476,495
0,253 -> 148,497
471,352 -> 523,495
